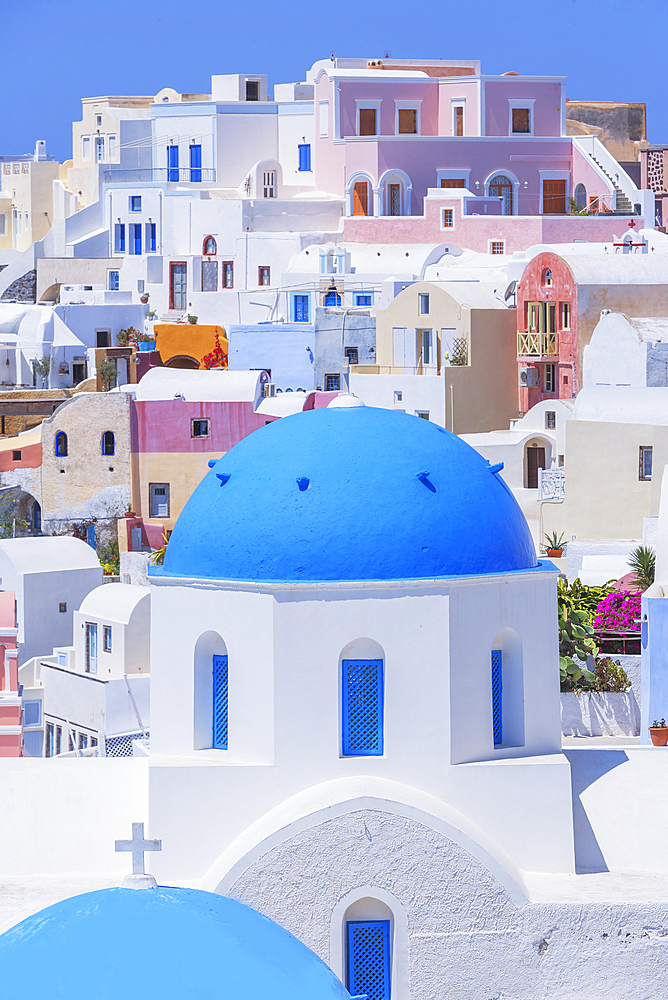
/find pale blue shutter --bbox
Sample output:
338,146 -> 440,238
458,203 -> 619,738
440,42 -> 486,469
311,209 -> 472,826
190,144 -> 202,182
492,649 -> 502,745
342,659 -> 383,756
347,920 -> 391,1000
168,145 -> 179,181
213,654 -> 228,749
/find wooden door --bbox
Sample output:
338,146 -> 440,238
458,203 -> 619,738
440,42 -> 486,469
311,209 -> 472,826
353,182 -> 368,216
527,447 -> 546,489
489,180 -> 513,214
441,179 -> 465,188
543,180 -> 566,214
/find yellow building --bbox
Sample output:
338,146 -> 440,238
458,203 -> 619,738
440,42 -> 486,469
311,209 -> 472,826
153,324 -> 228,369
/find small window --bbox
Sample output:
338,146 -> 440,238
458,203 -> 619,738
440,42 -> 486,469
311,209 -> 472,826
96,114 -> 103,127
442,208 -> 454,229
397,108 -> 417,134
359,108 -> 377,136
191,418 -> 210,438
12,450 -> 21,461
263,171 -> 276,198
298,144 -> 311,171
246,80 -> 259,101
114,224 -> 125,254
103,625 -> 112,652
59,602 -> 67,613
213,654 -> 229,748
130,196 -> 141,212
561,301 -> 571,330
325,374 -> 341,392
453,104 -> 464,136
81,136 -> 91,161
542,267 -> 553,287
416,410 -> 430,420
545,410 -> 556,429
23,700 -> 41,727
55,432 -> 68,457
419,293 -> 430,316
96,330 -> 111,348
222,261 -> 234,288
345,347 -> 359,365
203,236 -> 217,256
293,294 -> 310,323
512,107 -> 531,133
258,266 -> 270,286
394,390 -> 403,403
354,292 -> 372,306
108,134 -> 117,159
544,365 -> 556,394
490,241 -> 505,255
149,482 -> 170,517
102,431 -> 115,455
640,446 -> 653,481
492,649 -> 503,745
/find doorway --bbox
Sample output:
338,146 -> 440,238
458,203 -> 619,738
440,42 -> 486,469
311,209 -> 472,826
542,180 -> 566,214
353,182 -> 369,216
488,174 -> 513,215
526,445 -> 546,489
170,262 -> 187,310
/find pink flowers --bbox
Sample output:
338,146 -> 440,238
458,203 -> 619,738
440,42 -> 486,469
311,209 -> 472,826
594,591 -> 641,631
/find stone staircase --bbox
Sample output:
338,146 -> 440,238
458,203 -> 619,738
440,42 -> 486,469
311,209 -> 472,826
591,156 -> 634,213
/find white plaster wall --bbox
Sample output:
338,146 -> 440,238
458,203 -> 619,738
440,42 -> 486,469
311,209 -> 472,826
583,312 -> 647,388
277,106 -> 316,186
19,566 -> 102,662
350,373 -> 446,426
215,114 -> 279,188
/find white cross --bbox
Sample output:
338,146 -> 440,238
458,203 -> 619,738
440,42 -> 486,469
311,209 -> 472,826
115,822 -> 162,875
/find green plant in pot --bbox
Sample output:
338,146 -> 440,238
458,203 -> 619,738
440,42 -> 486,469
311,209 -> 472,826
649,718 -> 668,746
544,531 -> 565,557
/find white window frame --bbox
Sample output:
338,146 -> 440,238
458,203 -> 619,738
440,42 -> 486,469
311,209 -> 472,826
95,135 -> 105,162
419,293 -> 430,316
319,101 -> 329,138
451,99 -> 466,136
394,100 -> 421,136
640,446 -> 653,482
488,239 -> 506,255
509,100 -> 535,136
415,410 -> 430,420
356,100 -> 382,137
108,134 -> 117,160
81,135 -> 91,161
441,208 -> 455,230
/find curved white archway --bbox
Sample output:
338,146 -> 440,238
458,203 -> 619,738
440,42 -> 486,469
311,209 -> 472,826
377,168 -> 413,217
484,169 -> 520,216
346,171 -> 376,217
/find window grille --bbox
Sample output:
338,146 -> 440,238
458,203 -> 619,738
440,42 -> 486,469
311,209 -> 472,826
105,731 -> 148,758
213,654 -> 228,749
342,659 -> 384,756
492,650 -> 503,746
451,338 -> 468,366
347,920 -> 391,1000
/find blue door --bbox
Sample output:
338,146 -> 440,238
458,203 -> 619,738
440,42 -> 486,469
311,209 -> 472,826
347,920 -> 391,1000
190,144 -> 202,182
298,143 -> 311,171
168,145 -> 179,182
213,654 -> 228,749
342,659 -> 383,756
132,223 -> 142,255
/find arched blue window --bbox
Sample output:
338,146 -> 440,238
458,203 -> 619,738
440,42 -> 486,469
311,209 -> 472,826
347,920 -> 391,1000
55,432 -> 67,457
492,649 -> 503,746
213,654 -> 228,749
102,431 -> 115,456
325,288 -> 342,306
342,658 -> 383,756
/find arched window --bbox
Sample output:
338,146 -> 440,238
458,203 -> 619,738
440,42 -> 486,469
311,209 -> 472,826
574,183 -> 587,210
341,638 -> 385,756
55,432 -> 67,457
202,236 -> 217,256
193,631 -> 228,750
488,173 -> 514,215
542,267 -> 553,287
102,431 -> 115,456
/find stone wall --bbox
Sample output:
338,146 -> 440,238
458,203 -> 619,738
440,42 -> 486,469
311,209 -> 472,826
0,270 -> 36,303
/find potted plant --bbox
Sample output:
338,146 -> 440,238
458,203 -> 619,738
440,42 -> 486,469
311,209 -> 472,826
140,292 -> 150,304
137,332 -> 156,352
116,327 -> 140,348
123,503 -> 136,519
187,314 -> 198,325
649,719 -> 668,746
544,531 -> 565,558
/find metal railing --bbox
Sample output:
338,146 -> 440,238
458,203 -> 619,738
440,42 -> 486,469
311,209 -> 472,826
595,630 -> 641,655
102,167 -> 216,184
517,332 -> 558,357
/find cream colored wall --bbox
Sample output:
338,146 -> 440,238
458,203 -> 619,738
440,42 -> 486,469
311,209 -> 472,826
1,160 -> 58,250
70,97 -> 151,208
0,193 -> 11,251
36,258 -> 124,301
542,418 -> 668,542
135,452 -> 220,530
375,282 -> 519,433
40,392 -> 132,526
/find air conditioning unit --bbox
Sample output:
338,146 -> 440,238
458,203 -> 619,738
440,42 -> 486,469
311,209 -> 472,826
520,368 -> 540,387
263,382 -> 276,398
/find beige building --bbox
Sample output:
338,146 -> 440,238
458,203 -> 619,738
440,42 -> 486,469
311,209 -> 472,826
371,280 -> 519,434
0,145 -> 68,253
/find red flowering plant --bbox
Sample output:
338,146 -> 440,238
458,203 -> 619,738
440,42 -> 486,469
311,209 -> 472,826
201,334 -> 228,370
593,591 -> 641,632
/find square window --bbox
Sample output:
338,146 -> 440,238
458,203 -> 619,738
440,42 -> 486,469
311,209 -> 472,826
59,602 -> 67,613
416,410 -> 430,420
222,261 -> 234,288
512,107 -> 531,133
325,373 -> 341,391
191,418 -> 210,438
545,410 -> 556,429
12,450 -> 20,461
103,625 -> 112,652
398,108 -> 417,134
442,208 -> 454,229
419,293 -> 430,316
130,196 -> 141,212
640,446 -> 653,481
490,241 -> 505,255
345,347 -> 359,365
354,292 -> 372,306
258,266 -> 270,286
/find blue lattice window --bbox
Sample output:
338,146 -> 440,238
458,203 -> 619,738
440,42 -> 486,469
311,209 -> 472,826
213,654 -> 228,749
492,649 -> 502,746
347,920 -> 391,1000
342,659 -> 383,756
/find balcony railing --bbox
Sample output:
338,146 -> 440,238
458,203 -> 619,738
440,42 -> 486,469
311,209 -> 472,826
517,332 -> 558,357
102,168 -> 216,184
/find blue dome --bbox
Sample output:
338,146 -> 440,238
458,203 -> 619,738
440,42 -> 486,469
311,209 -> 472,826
0,886 -> 350,1000
155,405 -> 537,583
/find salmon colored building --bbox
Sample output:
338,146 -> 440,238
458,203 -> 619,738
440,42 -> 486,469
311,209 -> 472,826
0,590 -> 20,757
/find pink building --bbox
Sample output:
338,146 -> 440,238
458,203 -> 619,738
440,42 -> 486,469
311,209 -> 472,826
0,590 -> 20,757
309,58 -> 651,250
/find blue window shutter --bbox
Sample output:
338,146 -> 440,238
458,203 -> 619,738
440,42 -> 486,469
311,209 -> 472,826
168,145 -> 179,181
342,659 -> 383,755
190,144 -> 202,182
86,523 -> 96,549
492,649 -> 502,745
213,654 -> 228,749
298,143 -> 311,171
145,222 -> 156,252
347,921 -> 391,1000
114,224 -> 125,253
294,294 -> 309,322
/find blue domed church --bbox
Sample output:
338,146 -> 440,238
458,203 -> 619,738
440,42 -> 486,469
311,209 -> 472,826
141,395 -> 572,999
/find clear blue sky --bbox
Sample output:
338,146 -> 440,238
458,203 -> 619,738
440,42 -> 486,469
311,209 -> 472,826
2,0 -> 666,161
